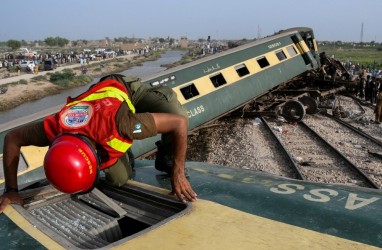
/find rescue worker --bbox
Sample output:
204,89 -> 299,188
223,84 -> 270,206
0,74 -> 197,213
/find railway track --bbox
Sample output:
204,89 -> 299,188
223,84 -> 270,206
303,113 -> 382,188
263,116 -> 379,189
186,95 -> 382,189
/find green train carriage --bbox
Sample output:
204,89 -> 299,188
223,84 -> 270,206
132,27 -> 320,158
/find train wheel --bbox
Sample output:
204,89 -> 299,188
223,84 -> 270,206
281,100 -> 306,122
298,96 -> 318,114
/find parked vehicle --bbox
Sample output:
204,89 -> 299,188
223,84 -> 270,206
19,60 -> 35,69
43,59 -> 56,70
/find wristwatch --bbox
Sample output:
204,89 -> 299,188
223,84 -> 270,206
3,186 -> 19,194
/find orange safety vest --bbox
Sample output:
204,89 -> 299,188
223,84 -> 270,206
44,79 -> 136,169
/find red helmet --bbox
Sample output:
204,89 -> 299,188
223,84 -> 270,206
44,134 -> 100,194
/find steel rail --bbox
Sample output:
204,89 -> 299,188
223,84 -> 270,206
300,121 -> 379,189
323,112 -> 382,147
260,116 -> 305,180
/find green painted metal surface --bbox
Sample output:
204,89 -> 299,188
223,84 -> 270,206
133,160 -> 382,247
0,215 -> 47,250
1,160 -> 381,248
142,31 -> 315,87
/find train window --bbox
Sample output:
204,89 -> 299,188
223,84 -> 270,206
275,50 -> 287,61
234,64 -> 250,77
257,56 -> 270,68
286,45 -> 297,57
210,73 -> 227,88
180,83 -> 200,100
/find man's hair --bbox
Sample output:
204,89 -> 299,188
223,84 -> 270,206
99,74 -> 127,85
98,74 -> 133,96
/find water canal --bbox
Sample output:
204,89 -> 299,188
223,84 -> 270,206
0,50 -> 184,124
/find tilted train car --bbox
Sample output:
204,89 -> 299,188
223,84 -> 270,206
2,27 -> 380,249
132,27 -> 321,157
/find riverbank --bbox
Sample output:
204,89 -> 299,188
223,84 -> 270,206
0,52 -> 164,112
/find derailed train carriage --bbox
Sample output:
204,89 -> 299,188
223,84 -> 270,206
1,27 -> 380,249
133,27 -> 323,158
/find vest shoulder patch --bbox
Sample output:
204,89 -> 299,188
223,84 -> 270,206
60,102 -> 93,129
133,122 -> 142,134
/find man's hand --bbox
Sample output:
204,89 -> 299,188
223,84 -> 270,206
0,192 -> 24,214
151,113 -> 197,203
170,170 -> 197,203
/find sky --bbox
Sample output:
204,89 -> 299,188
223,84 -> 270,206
2,0 -> 382,43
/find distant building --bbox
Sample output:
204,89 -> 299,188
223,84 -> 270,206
120,43 -> 149,54
180,37 -> 188,49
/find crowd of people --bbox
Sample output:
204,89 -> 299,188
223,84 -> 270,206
324,52 -> 382,125
0,49 -> 124,73
357,70 -> 382,124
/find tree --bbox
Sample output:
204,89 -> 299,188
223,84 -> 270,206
56,37 -> 69,47
169,38 -> 174,46
44,37 -> 57,46
7,39 -> 21,50
44,36 -> 69,47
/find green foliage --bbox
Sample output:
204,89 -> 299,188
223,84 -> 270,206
44,36 -> 69,47
49,69 -> 92,87
72,75 -> 92,84
18,79 -> 28,85
6,39 -> 21,50
169,38 -> 174,46
113,63 -> 124,68
31,75 -> 48,81
52,79 -> 71,87
50,69 -> 75,82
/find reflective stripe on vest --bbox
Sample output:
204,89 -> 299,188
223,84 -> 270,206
66,85 -> 134,153
67,86 -> 136,113
107,138 -> 130,153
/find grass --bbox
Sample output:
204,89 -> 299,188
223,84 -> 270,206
319,43 -> 382,69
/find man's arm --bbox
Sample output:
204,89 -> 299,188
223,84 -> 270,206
0,122 -> 48,213
151,113 -> 197,203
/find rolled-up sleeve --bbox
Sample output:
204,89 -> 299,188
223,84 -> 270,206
116,104 -> 157,140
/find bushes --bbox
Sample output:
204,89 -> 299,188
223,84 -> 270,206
31,75 -> 48,82
18,79 -> 28,85
49,69 -> 92,87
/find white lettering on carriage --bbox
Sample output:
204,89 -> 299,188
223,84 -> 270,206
303,189 -> 338,202
187,105 -> 205,118
345,193 -> 380,210
270,183 -> 380,210
203,63 -> 221,73
268,42 -> 282,49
